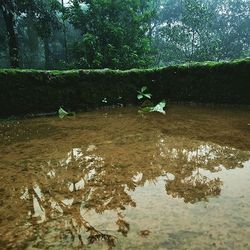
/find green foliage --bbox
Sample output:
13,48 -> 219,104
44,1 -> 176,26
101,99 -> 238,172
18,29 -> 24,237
0,58 -> 249,117
58,107 -> 69,118
137,86 -> 166,115
58,107 -> 75,118
139,100 -> 166,115
137,86 -> 152,100
62,0 -> 155,69
155,0 -> 250,64
0,0 -> 249,69
151,100 -> 167,115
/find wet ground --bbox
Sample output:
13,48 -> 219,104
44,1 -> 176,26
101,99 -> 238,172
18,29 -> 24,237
0,105 -> 250,249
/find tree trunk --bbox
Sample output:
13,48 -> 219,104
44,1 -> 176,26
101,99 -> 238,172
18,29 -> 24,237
0,0 -> 19,67
61,0 -> 68,63
43,37 -> 51,69
191,29 -> 195,61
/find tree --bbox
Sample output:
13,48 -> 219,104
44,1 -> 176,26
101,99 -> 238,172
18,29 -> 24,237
210,0 -> 250,60
0,0 -> 63,69
0,0 -> 19,67
67,0 -> 154,69
157,0 -> 214,64
0,0 -> 249,69
155,0 -> 250,65
30,0 -> 62,69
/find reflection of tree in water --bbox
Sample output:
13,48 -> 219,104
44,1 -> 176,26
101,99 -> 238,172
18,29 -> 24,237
116,212 -> 130,236
18,149 -> 125,249
165,171 -> 222,203
155,137 -> 250,203
1,136 -> 250,248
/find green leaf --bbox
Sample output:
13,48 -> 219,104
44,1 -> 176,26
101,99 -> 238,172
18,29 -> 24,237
58,107 -> 69,118
102,97 -> 107,103
152,100 -> 166,115
138,106 -> 153,113
144,93 -> 152,99
137,86 -> 152,100
137,94 -> 144,100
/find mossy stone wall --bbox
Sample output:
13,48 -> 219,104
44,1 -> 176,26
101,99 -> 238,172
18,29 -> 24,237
0,59 -> 249,117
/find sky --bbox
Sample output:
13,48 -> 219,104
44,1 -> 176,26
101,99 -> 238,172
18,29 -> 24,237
62,0 -> 70,7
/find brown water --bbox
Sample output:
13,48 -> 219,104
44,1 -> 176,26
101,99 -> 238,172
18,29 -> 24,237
0,105 -> 250,250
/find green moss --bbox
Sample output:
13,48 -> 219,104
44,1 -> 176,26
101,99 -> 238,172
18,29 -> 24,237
0,58 -> 249,117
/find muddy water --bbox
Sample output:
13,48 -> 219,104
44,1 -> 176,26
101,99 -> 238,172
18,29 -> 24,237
0,105 -> 250,250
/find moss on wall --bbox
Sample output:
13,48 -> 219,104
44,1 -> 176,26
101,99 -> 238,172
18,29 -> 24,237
0,58 -> 249,117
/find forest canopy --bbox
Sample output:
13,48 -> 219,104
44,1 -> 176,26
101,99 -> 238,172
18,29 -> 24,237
0,0 -> 249,70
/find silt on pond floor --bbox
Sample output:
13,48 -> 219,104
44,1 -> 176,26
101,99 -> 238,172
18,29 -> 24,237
0,105 -> 250,249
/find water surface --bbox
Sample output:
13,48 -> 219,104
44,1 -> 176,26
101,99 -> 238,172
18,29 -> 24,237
0,105 -> 250,249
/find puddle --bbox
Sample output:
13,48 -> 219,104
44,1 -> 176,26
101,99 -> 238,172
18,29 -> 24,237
0,105 -> 250,249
